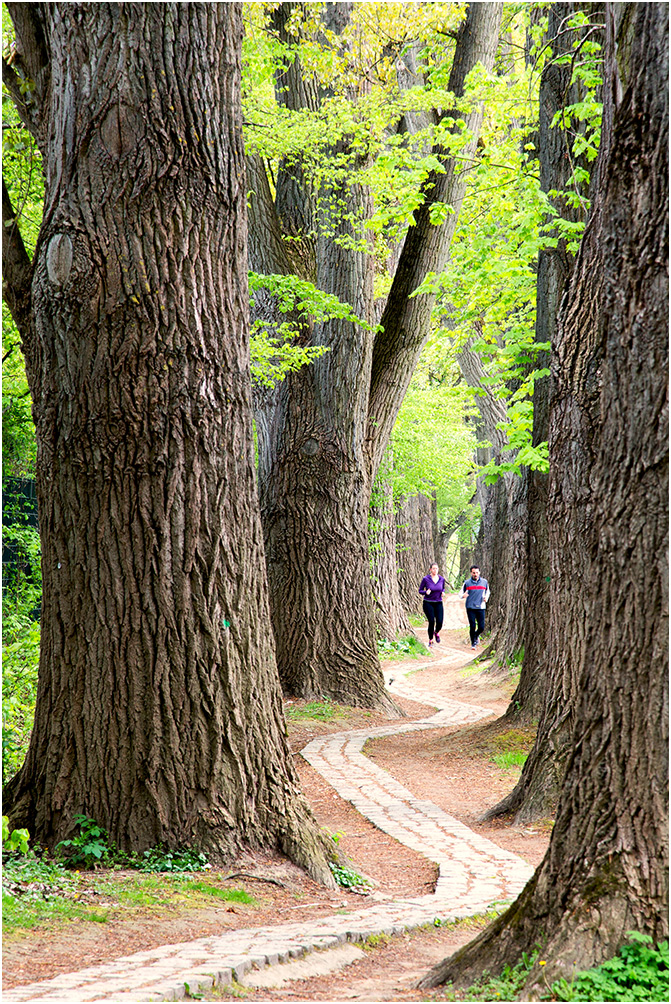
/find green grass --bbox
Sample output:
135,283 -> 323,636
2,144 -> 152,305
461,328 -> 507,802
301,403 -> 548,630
3,890 -> 110,930
284,698 -> 346,721
491,751 -> 528,770
88,872 -> 256,911
2,856 -> 256,933
458,661 -> 486,679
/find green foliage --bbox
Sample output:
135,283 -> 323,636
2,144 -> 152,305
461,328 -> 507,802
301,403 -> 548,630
2,530 -> 41,786
2,318 -> 37,478
3,849 -> 70,889
2,815 -> 30,854
1,620 -> 39,783
243,2 -> 472,252
53,815 -> 212,873
55,815 -> 112,869
377,635 -> 427,660
1,849 -> 97,931
328,861 -> 373,892
3,31 -> 42,479
388,378 -> 478,526
249,271 -> 371,387
547,934 -> 669,1003
415,8 -> 604,488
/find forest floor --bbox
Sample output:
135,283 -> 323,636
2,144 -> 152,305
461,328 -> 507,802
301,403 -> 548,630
3,622 -> 552,1001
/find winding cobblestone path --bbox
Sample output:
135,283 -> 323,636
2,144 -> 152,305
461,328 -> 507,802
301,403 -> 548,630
5,641 -> 534,1003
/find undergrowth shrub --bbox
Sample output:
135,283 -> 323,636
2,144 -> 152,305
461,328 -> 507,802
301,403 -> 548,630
377,634 -> 427,659
546,933 -> 669,1002
53,814 -> 211,873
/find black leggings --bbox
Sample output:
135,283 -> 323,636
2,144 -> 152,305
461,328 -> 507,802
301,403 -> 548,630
467,608 -> 486,645
423,600 -> 444,640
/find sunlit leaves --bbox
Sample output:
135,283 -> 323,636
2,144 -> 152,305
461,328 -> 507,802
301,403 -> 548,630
249,271 -> 378,386
389,378 -> 477,528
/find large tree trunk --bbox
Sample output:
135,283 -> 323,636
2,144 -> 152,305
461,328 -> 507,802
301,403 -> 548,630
258,126 -> 398,711
251,3 -> 501,709
420,3 -> 668,990
486,1 -> 606,804
2,3 -> 333,885
251,2 -> 394,712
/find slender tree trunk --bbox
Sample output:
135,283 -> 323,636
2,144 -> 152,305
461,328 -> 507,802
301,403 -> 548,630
2,3 -> 333,884
396,494 -> 423,617
420,3 -> 668,989
457,332 -> 511,636
370,458 -> 412,641
395,492 -> 441,621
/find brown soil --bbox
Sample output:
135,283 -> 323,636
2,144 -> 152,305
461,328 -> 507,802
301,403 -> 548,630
2,630 -> 551,999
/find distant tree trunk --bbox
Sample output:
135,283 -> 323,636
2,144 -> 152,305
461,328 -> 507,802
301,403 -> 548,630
457,333 -> 511,635
396,494 -> 423,616
396,492 -> 441,620
420,3 -> 668,989
1,3 -> 333,884
370,459 -> 412,640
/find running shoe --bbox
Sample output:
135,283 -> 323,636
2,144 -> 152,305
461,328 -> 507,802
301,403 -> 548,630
435,633 -> 441,644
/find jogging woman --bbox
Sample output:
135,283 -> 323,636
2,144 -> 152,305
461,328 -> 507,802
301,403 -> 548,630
418,563 -> 447,647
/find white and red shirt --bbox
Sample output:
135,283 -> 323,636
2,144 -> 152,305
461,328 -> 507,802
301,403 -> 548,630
462,576 -> 490,609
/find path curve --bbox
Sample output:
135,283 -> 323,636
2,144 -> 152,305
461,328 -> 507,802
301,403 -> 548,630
5,638 -> 534,1003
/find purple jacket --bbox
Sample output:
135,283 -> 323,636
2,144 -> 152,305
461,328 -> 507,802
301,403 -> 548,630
419,575 -> 446,603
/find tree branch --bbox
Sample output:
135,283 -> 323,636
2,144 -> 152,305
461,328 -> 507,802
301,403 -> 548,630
2,176 -> 34,343
2,57 -> 33,136
365,3 -> 503,480
5,3 -> 51,145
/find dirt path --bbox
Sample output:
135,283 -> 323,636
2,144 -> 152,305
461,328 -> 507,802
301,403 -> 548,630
3,626 -> 549,1002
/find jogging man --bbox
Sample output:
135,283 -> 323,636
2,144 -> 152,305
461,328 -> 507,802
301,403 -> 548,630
461,566 -> 490,649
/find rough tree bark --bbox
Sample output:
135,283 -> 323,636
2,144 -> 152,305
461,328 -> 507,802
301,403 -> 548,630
252,3 -> 502,708
420,2 -> 668,990
1,3 -> 334,883
485,1 -> 607,812
501,1 -> 606,727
